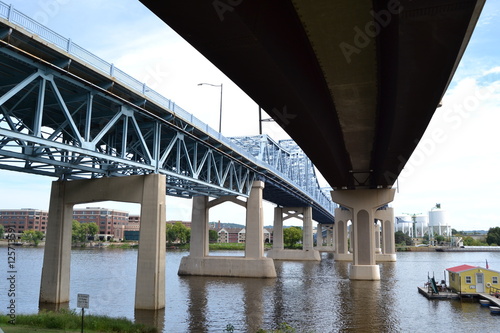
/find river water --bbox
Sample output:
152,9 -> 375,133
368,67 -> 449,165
1,247 -> 500,332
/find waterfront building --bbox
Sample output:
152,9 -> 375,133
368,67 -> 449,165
218,227 -> 241,243
0,208 -> 48,235
447,264 -> 500,294
72,207 -> 130,238
166,220 -> 192,228
217,227 -> 272,243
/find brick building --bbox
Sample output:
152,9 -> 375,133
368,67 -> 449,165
72,207 -> 130,238
0,208 -> 48,235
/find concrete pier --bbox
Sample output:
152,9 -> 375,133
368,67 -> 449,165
178,181 -> 276,278
333,208 -> 353,261
267,206 -> 320,261
331,189 -> 395,280
40,174 -> 166,310
315,223 -> 335,252
376,207 -> 397,262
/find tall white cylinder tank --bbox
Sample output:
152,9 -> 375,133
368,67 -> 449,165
395,215 -> 413,234
429,209 -> 447,227
415,215 -> 428,237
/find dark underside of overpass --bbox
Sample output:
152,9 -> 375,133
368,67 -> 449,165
140,0 -> 485,190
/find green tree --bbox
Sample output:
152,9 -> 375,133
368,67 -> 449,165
435,235 -> 445,244
166,222 -> 190,244
486,227 -> 500,245
21,229 -> 44,246
209,229 -> 219,243
72,220 -> 81,242
0,224 -> 4,239
283,226 -> 302,248
395,231 -> 413,246
72,220 -> 98,242
462,236 -> 475,246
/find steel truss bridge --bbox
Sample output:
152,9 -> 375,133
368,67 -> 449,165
0,3 -> 334,223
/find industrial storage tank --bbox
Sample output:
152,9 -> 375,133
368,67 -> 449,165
429,209 -> 446,227
428,204 -> 451,236
395,215 -> 413,236
414,215 -> 428,237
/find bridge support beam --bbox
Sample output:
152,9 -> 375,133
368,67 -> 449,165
178,181 -> 276,278
375,207 -> 397,262
316,223 -> 324,246
331,189 -> 395,280
267,206 -> 320,261
316,223 -> 335,252
39,174 -> 166,310
334,208 -> 353,261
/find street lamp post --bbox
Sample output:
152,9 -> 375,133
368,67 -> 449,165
198,82 -> 223,133
258,106 -> 275,135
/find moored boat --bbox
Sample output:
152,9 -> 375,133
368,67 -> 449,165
480,299 -> 491,307
489,306 -> 500,314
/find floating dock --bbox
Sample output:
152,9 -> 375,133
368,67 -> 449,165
418,287 -> 460,300
418,286 -> 500,308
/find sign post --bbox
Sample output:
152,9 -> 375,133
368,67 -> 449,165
77,294 -> 89,333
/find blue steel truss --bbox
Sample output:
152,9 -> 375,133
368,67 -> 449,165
0,2 -> 335,222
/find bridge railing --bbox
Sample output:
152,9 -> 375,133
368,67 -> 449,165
0,1 -> 334,214
230,135 -> 335,213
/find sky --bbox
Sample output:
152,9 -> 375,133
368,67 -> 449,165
0,0 -> 499,230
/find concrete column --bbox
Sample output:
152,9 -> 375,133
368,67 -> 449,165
303,207 -> 313,250
376,207 -> 396,262
267,206 -> 320,261
245,181 -> 265,259
178,181 -> 276,277
327,227 -> 333,246
272,207 -> 284,250
189,196 -> 209,258
374,223 -> 382,254
39,181 -> 73,304
316,223 -> 334,252
316,224 -> 323,246
331,189 -> 395,280
135,174 -> 166,310
330,224 -> 335,249
40,174 -> 166,309
334,208 -> 352,261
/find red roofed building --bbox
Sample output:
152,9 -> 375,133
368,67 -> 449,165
446,264 -> 500,294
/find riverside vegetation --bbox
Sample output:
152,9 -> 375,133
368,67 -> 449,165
0,310 -> 299,333
0,309 -> 156,332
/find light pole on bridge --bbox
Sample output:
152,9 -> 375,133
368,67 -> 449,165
198,82 -> 223,133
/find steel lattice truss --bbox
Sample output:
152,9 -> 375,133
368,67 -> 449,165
0,6 -> 335,222
230,135 -> 333,211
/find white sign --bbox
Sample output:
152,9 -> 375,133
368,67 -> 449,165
77,293 -> 89,309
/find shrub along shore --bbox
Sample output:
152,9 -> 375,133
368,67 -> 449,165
0,309 -> 157,333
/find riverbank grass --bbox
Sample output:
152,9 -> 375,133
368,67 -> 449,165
0,309 -> 156,333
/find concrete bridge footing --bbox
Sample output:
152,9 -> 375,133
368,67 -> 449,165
39,174 -> 166,310
267,206 -> 320,261
178,181 -> 277,278
331,189 -> 396,280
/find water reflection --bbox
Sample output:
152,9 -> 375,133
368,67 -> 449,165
2,248 -> 500,332
134,309 -> 165,332
180,275 -> 275,332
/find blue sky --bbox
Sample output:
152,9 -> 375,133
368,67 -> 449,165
0,0 -> 499,230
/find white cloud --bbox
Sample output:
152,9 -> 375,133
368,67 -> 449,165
394,72 -> 500,230
483,66 -> 500,76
